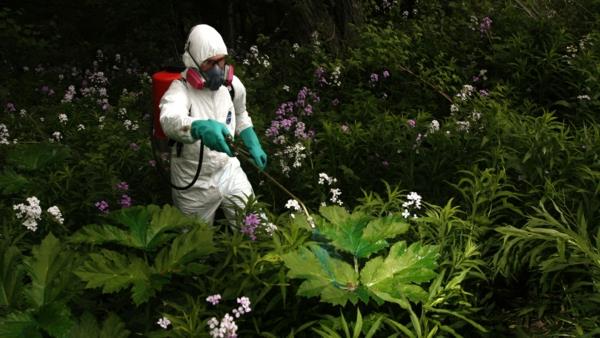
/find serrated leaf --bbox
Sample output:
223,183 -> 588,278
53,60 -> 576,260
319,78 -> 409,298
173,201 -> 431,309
75,250 -> 151,296
37,302 -> 74,337
319,205 -> 352,226
97,205 -> 203,251
154,225 -> 215,274
283,243 -> 359,306
106,206 -> 151,249
0,311 -> 41,338
69,224 -> 134,247
317,206 -> 391,258
130,258 -> 159,306
360,241 -> 438,304
362,215 -> 410,243
23,233 -> 73,308
148,204 -> 204,240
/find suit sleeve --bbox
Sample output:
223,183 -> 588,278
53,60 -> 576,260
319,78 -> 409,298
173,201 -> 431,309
231,76 -> 254,135
159,79 -> 196,144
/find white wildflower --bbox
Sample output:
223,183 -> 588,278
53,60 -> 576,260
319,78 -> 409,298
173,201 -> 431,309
13,197 -> 42,232
285,199 -> 301,211
0,124 -> 10,145
157,317 -> 171,329
47,206 -> 64,224
58,113 -> 68,124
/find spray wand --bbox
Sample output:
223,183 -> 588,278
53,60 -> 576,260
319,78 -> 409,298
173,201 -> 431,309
226,135 -> 315,228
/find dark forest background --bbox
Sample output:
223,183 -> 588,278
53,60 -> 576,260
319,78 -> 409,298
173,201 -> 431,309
1,0 -> 374,68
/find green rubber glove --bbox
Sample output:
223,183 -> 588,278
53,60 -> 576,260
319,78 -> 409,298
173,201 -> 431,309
190,119 -> 233,156
240,127 -> 267,171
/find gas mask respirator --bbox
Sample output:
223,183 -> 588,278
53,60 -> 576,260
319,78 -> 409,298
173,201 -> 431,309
185,47 -> 234,91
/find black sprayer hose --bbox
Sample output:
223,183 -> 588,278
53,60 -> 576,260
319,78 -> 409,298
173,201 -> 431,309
150,137 -> 205,190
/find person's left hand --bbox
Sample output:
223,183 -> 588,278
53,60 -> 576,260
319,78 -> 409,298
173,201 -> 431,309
240,127 -> 268,171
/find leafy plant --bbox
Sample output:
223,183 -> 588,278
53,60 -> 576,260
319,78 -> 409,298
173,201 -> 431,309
70,204 -> 215,305
0,233 -> 79,337
283,205 -> 439,307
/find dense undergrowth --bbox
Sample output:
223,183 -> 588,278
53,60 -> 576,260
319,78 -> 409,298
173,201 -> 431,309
1,1 -> 600,337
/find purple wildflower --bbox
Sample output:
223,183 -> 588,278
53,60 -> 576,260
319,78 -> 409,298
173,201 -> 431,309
6,102 -> 16,112
119,195 -> 132,208
370,73 -> 379,83
407,119 -> 416,128
480,16 -> 492,34
95,200 -> 109,213
304,104 -> 313,115
116,181 -> 129,191
242,213 -> 260,240
206,294 -> 222,306
130,143 -> 140,151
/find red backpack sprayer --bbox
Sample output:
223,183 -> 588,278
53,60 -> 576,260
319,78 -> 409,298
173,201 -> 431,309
150,67 -> 315,226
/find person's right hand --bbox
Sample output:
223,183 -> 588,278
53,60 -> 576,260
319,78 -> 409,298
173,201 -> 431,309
190,119 -> 233,156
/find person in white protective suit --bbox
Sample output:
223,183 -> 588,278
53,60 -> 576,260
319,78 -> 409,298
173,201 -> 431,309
159,24 -> 268,224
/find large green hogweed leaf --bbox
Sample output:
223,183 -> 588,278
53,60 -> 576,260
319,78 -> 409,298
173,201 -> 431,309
361,241 -> 439,306
283,243 -> 361,306
317,206 -> 409,258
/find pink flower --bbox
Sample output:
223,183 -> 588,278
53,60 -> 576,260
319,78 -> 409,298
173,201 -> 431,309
119,194 -> 132,208
95,200 -> 109,213
116,181 -> 129,191
407,119 -> 416,128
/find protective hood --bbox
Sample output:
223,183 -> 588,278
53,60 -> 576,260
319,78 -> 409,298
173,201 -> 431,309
182,24 -> 228,68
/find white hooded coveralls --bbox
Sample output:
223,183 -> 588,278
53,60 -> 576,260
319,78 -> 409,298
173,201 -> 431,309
159,24 -> 254,224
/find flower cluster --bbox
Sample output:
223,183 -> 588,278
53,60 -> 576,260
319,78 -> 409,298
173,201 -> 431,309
402,192 -> 422,219
47,206 -> 64,224
266,86 -> 321,175
266,87 -> 318,143
241,212 -> 277,241
0,124 -> 10,145
206,294 -> 222,305
157,316 -> 171,329
95,200 -> 110,214
470,16 -> 493,35
242,45 -> 271,74
274,142 -> 308,176
231,297 -> 251,317
318,173 -> 343,206
369,69 -> 391,86
207,296 -> 252,338
13,197 -> 43,232
479,16 -> 493,35
449,82 -> 487,133
314,65 -> 342,87
50,131 -> 63,143
285,199 -> 301,211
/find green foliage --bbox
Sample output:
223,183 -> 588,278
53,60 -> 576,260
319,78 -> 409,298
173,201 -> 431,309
495,198 -> 600,317
0,233 -> 78,337
71,205 -> 215,305
1,0 -> 600,336
283,206 -> 438,307
68,312 -> 130,338
0,241 -> 24,308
